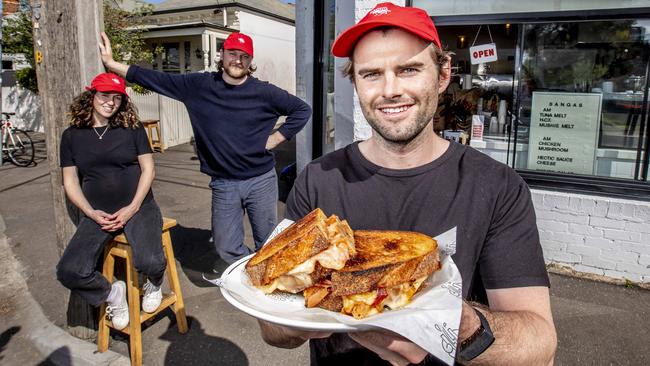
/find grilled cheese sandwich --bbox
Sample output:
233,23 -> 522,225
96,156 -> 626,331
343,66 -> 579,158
246,209 -> 355,294
306,230 -> 441,319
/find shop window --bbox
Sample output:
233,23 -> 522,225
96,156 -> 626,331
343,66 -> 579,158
321,0 -> 336,154
436,24 -> 519,164
517,20 -> 649,180
435,18 -> 649,185
314,0 -> 336,156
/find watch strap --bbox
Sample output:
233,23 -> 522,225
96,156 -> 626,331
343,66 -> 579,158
457,308 -> 495,362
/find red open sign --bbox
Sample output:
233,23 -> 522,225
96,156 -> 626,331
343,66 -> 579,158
469,43 -> 498,65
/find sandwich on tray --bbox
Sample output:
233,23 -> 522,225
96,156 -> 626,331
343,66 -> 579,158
304,230 -> 441,319
245,208 -> 356,294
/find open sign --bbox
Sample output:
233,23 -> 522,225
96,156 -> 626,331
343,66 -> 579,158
469,43 -> 498,65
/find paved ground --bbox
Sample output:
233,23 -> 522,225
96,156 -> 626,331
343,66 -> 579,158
1,132 -> 649,365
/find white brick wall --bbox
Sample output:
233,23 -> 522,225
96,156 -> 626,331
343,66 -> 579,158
532,189 -> 650,283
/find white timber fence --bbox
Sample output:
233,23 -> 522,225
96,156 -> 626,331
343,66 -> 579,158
126,87 -> 193,149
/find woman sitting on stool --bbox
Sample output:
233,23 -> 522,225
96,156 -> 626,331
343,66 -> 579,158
56,73 -> 165,330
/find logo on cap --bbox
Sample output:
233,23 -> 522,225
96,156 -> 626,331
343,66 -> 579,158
112,78 -> 121,84
369,6 -> 390,16
238,37 -> 245,43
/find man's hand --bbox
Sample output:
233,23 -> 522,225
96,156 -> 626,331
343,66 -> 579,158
258,320 -> 331,349
101,204 -> 139,232
98,32 -> 130,77
349,330 -> 428,366
458,301 -> 482,341
265,131 -> 287,151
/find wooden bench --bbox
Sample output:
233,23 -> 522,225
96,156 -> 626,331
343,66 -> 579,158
97,217 -> 187,366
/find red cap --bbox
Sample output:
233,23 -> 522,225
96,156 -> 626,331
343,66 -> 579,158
223,32 -> 254,57
332,2 -> 441,58
85,73 -> 126,95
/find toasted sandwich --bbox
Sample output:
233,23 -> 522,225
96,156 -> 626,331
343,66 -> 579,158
245,208 -> 356,294
304,230 -> 441,319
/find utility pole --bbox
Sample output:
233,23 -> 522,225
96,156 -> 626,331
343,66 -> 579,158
31,0 -> 104,339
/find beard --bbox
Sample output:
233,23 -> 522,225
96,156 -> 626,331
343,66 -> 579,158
361,91 -> 438,146
223,63 -> 248,80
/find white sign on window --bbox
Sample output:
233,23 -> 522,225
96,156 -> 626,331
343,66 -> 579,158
469,43 -> 498,65
527,92 -> 602,175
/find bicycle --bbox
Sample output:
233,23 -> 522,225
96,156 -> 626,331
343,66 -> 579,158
2,112 -> 35,167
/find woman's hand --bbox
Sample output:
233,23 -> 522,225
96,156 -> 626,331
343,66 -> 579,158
102,204 -> 139,232
87,209 -> 115,227
349,330 -> 429,366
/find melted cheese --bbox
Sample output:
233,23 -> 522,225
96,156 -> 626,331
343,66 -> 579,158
259,272 -> 313,294
259,241 -> 353,294
259,219 -> 355,295
383,277 -> 426,309
341,277 -> 427,318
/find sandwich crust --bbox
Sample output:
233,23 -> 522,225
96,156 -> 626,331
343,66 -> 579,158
331,231 -> 440,297
304,286 -> 343,312
246,208 -> 330,286
245,209 -> 356,289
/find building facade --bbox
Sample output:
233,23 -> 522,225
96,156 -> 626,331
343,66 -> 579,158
137,0 -> 297,94
125,0 -> 298,148
295,0 -> 650,284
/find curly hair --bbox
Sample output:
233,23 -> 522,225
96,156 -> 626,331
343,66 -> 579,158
67,90 -> 141,129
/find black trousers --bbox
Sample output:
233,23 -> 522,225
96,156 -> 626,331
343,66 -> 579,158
56,199 -> 166,307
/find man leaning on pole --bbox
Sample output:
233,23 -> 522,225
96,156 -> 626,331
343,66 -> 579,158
99,31 -> 311,269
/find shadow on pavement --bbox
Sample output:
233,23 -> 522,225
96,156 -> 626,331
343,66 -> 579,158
161,316 -> 248,366
170,225 -> 229,287
0,326 -> 21,362
36,346 -> 69,366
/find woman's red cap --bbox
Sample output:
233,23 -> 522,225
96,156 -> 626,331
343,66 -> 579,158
85,72 -> 127,95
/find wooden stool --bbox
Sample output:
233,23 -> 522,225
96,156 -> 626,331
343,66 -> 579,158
97,217 -> 188,366
142,119 -> 164,153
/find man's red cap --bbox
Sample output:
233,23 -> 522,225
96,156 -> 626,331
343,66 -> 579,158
85,73 -> 126,95
223,32 -> 254,57
331,2 -> 441,58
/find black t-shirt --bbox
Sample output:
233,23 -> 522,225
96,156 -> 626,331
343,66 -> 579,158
60,125 -> 153,214
285,141 -> 549,366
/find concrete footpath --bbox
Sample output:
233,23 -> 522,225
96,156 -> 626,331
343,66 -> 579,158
1,134 -> 649,365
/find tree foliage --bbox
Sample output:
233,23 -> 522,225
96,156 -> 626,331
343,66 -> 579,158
103,0 -> 159,65
0,0 -> 157,94
2,9 -> 38,93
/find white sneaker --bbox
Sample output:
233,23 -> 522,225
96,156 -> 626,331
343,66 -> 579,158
106,281 -> 129,330
142,280 -> 163,313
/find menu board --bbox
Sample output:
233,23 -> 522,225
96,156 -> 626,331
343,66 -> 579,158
527,92 -> 602,175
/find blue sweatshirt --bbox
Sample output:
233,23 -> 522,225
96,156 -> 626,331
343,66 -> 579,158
126,66 -> 311,179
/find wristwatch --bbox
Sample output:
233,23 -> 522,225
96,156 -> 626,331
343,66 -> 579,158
457,308 -> 495,362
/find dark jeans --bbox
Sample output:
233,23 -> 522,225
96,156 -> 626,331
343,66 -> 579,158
56,199 -> 165,307
210,168 -> 278,264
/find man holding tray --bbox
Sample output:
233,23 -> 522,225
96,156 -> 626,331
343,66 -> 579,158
257,2 -> 557,365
